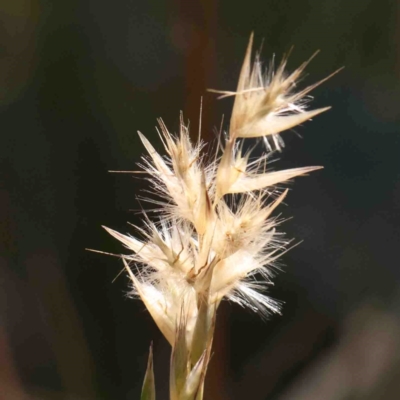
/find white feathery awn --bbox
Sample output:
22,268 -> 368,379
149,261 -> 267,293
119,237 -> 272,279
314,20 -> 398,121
103,34 -> 338,400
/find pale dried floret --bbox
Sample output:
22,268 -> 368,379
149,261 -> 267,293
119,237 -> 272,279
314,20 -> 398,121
210,33 -> 338,150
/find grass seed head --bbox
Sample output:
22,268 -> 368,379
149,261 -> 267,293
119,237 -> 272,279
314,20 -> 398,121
105,35 -> 331,347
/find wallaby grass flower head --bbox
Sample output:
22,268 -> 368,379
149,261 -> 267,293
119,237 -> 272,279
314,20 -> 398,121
104,34 -> 336,399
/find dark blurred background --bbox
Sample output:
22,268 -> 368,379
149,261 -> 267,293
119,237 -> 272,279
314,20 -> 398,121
1,0 -> 400,399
